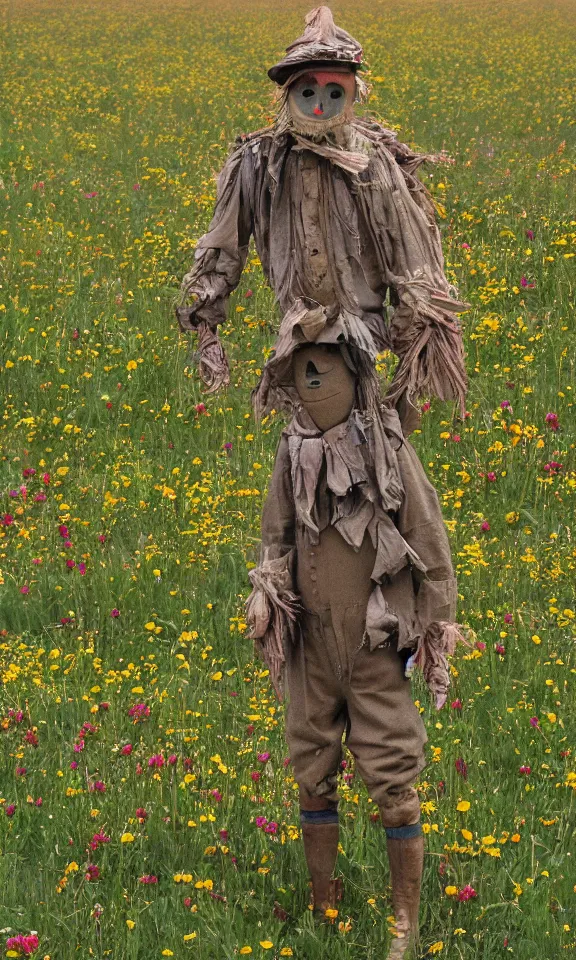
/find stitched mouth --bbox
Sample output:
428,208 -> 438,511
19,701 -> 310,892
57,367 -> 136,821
304,392 -> 340,403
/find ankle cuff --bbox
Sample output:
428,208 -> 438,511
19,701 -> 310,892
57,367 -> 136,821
300,808 -> 339,825
385,822 -> 422,840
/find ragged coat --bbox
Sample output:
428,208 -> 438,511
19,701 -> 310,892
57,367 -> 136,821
177,117 -> 467,410
247,403 -> 463,710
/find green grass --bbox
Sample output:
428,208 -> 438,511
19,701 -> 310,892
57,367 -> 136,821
0,0 -> 575,957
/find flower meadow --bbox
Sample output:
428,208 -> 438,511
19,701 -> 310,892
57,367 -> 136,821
1,0 -> 575,957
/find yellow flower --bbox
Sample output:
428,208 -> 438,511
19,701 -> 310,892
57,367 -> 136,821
126,920 -> 135,930
239,949 -> 252,955
210,671 -> 223,681
183,933 -> 197,941
161,952 -> 174,957
126,360 -> 138,371
121,832 -> 135,843
259,942 -> 274,950
444,886 -> 458,896
324,908 -> 338,919
461,829 -> 473,841
144,621 -> 156,631
456,801 -> 470,812
280,950 -> 293,957
428,943 -> 444,954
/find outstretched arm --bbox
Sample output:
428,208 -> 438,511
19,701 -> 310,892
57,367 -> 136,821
176,140 -> 253,391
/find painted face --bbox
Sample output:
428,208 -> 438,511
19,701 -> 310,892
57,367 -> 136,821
292,344 -> 355,431
287,69 -> 356,132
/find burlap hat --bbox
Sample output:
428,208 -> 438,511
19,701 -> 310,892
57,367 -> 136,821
268,6 -> 363,84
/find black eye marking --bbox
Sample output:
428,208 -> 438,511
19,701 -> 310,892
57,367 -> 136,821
330,89 -> 343,99
306,361 -> 319,376
302,88 -> 315,98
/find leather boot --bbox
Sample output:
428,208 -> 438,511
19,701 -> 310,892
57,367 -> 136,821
385,833 -> 424,959
301,821 -> 340,914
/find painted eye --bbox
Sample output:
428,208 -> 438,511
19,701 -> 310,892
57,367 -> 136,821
302,88 -> 315,98
330,89 -> 343,99
306,361 -> 319,376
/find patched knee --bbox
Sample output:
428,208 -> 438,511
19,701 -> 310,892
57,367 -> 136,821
379,787 -> 421,828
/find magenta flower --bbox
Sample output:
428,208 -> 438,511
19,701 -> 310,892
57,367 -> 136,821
121,743 -> 133,755
5,934 -> 39,955
91,780 -> 106,793
255,816 -> 268,828
139,874 -> 158,884
70,760 -> 78,770
20,585 -> 30,595
525,229 -> 534,240
66,559 -> 76,570
5,804 -> 16,817
486,472 -> 497,482
519,765 -> 531,775
2,514 -> 15,525
480,521 -> 490,532
78,562 -> 87,575
457,884 -> 477,901
500,400 -> 511,409
110,608 -> 120,618
58,524 -> 69,538
86,864 -> 100,881
148,753 -> 164,768
504,613 -> 513,624
128,703 -> 150,721
257,752 -> 270,763
451,699 -> 463,710
545,412 -> 559,431
168,754 -> 177,765
520,276 -> 535,288
219,829 -> 229,842
455,757 -> 468,780
264,821 -> 278,834
495,643 -> 506,655
211,789 -> 222,802
529,717 -> 539,727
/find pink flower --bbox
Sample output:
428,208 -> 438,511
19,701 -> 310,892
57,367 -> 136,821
70,760 -> 78,770
451,699 -> 463,710
461,242 -> 470,249
255,816 -> 268,828
545,412 -> 559,431
452,434 -> 461,442
121,743 -> 133,756
58,524 -> 69,538
128,703 -> 150,721
98,534 -> 106,543
139,874 -> 158,884
110,608 -> 120,618
529,717 -> 539,727
20,585 -> 30,595
5,934 -> 39,955
457,884 -> 477,901
504,613 -> 513,624
486,472 -> 497,482
168,754 -> 177,765
148,753 -> 164,768
480,521 -> 490,532
519,765 -> 531,775
78,562 -> 87,575
42,473 -> 50,485
66,559 -> 76,569
500,400 -> 511,409
495,643 -> 506,655
211,789 -> 222,802
475,641 -> 486,652
86,864 -> 100,881
5,804 -> 16,817
91,780 -> 106,793
257,752 -> 270,763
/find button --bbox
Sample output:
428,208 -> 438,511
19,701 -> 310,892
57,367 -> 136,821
310,551 -> 315,558
310,574 -> 317,582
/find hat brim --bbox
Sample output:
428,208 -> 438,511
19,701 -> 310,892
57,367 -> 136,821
268,58 -> 362,85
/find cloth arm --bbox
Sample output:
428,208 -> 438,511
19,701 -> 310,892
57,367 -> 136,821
245,434 -> 300,700
367,143 -> 469,417
395,439 -> 470,709
176,142 -> 253,391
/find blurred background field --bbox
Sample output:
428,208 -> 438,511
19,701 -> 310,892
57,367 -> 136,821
0,0 -> 575,956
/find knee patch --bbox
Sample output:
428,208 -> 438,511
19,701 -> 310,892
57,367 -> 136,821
379,787 -> 421,828
385,822 -> 422,840
300,808 -> 339,825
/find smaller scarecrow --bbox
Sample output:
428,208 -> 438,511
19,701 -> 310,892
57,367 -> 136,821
246,301 -> 467,958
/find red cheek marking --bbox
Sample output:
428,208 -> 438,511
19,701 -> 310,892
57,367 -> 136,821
313,106 -> 324,115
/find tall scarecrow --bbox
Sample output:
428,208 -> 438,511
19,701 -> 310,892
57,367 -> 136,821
177,7 -> 468,957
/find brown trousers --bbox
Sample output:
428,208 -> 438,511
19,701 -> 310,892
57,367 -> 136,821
285,593 -> 427,818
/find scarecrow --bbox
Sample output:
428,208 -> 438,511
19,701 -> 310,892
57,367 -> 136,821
177,7 -> 469,956
176,6 -> 468,430
246,303 -> 466,957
